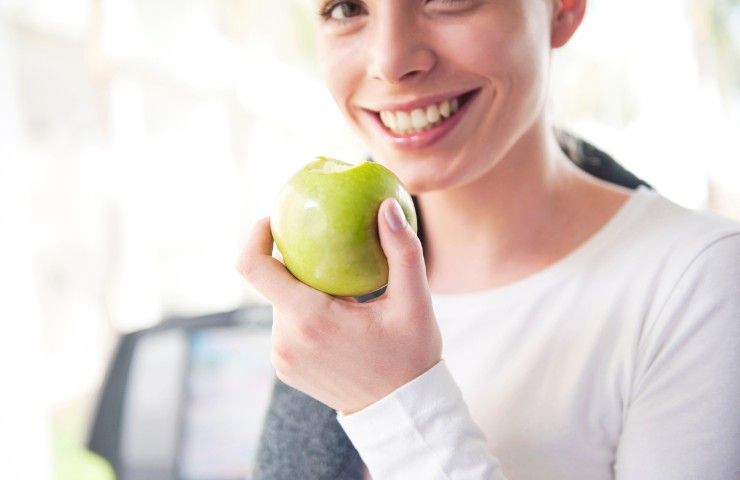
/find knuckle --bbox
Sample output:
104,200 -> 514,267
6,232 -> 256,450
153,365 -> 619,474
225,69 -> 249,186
297,312 -> 334,344
271,338 -> 294,371
297,320 -> 321,343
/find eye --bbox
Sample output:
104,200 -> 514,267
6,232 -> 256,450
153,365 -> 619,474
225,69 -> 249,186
426,0 -> 480,13
321,1 -> 365,21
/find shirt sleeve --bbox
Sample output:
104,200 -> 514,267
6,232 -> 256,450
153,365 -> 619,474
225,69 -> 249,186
336,360 -> 507,480
614,233 -> 740,479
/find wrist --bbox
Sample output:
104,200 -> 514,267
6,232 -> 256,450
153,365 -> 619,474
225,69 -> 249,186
337,358 -> 444,417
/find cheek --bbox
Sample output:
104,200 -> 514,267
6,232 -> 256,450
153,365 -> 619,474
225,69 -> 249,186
448,18 -> 550,152
505,7 -> 552,101
317,37 -> 365,114
440,15 -> 545,92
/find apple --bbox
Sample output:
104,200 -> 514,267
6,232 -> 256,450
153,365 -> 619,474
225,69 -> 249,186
271,156 -> 418,297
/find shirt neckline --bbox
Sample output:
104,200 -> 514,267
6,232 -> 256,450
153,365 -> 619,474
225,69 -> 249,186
430,185 -> 655,312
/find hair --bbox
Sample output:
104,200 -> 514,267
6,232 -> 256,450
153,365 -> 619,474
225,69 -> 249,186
554,127 -> 589,170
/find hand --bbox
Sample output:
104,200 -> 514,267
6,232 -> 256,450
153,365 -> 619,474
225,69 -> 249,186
236,198 -> 442,415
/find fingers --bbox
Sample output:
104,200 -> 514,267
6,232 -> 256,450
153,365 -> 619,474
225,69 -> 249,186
236,216 -> 329,312
377,198 -> 431,305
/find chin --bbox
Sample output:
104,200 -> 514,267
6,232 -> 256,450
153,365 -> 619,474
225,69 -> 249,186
381,159 -> 452,195
401,180 -> 431,196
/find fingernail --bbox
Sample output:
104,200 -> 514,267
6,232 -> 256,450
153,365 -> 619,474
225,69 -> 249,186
384,199 -> 407,232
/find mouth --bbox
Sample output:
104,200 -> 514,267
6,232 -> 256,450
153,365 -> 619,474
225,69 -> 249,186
369,88 -> 480,137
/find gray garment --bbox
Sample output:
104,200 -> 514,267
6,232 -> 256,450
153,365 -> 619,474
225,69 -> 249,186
252,379 -> 365,480
252,133 -> 651,479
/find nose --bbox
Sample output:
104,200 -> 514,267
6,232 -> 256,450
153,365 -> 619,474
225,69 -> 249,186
366,9 -> 436,85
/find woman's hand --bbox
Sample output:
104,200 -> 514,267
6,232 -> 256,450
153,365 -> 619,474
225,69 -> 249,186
236,198 -> 442,415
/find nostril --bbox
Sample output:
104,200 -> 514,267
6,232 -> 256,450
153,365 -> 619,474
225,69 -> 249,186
368,43 -> 436,84
400,70 -> 424,81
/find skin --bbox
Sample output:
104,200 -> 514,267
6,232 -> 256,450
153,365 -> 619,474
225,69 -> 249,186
237,0 -> 632,414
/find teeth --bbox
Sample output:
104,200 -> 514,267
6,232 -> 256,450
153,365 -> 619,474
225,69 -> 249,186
385,111 -> 396,130
379,111 -> 389,127
411,109 -> 427,129
379,95 -> 465,135
396,111 -> 411,132
426,104 -> 440,123
380,111 -> 396,130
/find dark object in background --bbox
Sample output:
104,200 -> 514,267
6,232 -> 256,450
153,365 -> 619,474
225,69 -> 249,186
87,305 -> 274,480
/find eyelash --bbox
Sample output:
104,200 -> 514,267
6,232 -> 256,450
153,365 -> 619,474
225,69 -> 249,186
428,0 -> 478,11
318,0 -> 474,24
319,1 -> 366,23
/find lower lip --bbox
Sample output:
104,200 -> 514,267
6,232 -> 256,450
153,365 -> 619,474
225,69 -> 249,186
369,90 -> 480,150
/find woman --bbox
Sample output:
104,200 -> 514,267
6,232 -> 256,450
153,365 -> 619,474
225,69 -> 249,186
237,1 -> 740,478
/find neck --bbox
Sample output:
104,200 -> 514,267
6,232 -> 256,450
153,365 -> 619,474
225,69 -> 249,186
416,119 -> 597,293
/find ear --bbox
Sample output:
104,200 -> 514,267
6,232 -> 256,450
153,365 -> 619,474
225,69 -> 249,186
550,0 -> 587,48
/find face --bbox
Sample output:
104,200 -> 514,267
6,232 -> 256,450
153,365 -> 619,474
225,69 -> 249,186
314,0 -> 555,194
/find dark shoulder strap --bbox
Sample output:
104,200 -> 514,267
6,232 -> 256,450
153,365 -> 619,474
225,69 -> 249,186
554,129 -> 652,190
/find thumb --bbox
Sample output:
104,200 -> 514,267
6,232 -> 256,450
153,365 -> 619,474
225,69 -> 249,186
378,198 -> 430,302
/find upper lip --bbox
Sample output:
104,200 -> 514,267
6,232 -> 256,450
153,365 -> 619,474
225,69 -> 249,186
362,87 -> 480,113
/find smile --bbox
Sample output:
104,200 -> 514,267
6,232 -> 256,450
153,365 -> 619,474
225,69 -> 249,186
374,89 -> 479,136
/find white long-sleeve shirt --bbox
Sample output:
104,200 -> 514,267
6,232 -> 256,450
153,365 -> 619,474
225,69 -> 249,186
338,186 -> 740,479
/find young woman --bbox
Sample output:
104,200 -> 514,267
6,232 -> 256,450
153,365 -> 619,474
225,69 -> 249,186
237,1 -> 740,478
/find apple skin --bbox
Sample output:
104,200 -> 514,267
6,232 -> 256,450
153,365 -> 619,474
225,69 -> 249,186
271,156 -> 418,297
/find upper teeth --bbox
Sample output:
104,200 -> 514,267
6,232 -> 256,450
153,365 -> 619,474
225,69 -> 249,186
380,97 -> 460,135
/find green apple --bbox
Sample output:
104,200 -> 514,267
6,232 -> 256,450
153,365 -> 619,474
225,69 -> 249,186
271,156 -> 418,297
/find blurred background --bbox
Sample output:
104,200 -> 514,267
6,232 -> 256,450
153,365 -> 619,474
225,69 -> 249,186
0,0 -> 738,478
